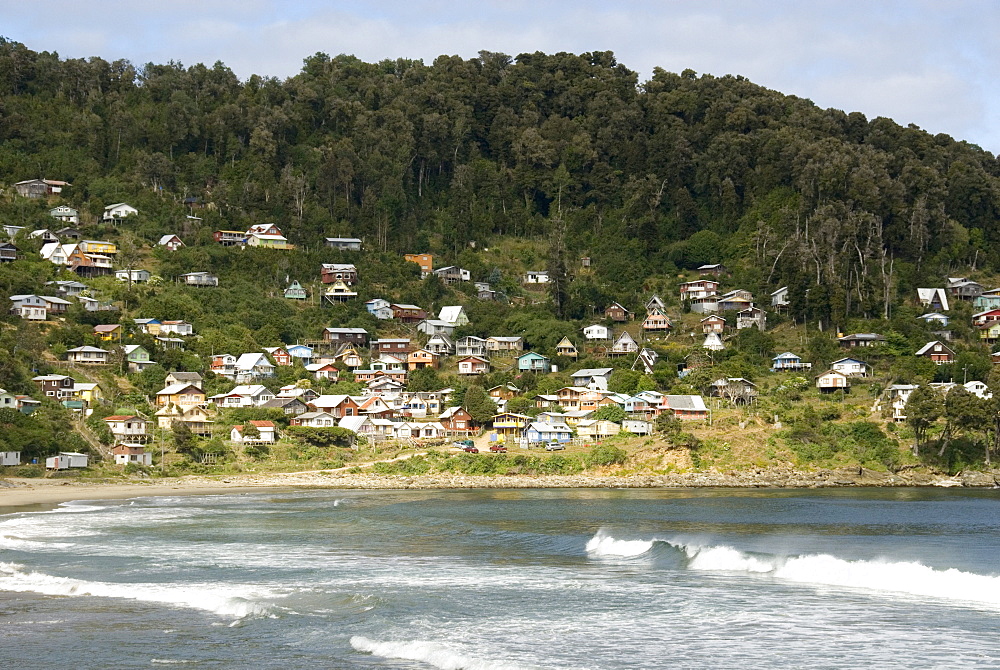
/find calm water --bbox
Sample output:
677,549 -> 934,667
2,487 -> 1000,669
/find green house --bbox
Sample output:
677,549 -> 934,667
517,351 -> 552,373
284,280 -> 307,300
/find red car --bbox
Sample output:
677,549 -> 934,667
462,445 -> 479,453
489,444 -> 507,453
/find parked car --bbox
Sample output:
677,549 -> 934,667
462,445 -> 479,453
544,442 -> 565,451
489,444 -> 507,453
452,440 -> 474,449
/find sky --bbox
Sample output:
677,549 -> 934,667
2,0 -> 997,153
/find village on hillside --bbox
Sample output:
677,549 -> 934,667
1,180 -> 999,474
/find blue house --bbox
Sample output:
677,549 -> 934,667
525,421 -> 573,444
286,344 -> 314,365
517,351 -> 552,373
771,352 -> 811,372
365,298 -> 393,320
918,312 -> 950,327
973,295 -> 1000,311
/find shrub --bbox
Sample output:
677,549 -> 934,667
586,444 -> 628,467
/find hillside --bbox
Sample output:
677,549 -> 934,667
1,41 -> 1000,480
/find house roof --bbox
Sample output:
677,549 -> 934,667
66,346 -> 109,353
157,383 -> 203,395
438,306 -> 467,322
663,395 -> 708,411
572,368 -> 614,378
915,341 -> 954,356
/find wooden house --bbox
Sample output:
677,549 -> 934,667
0,242 -> 17,262
830,357 -> 871,377
93,324 -> 122,341
487,336 -> 524,356
457,356 -> 491,375
698,264 -> 729,277
365,298 -> 393,319
9,295 -> 48,320
571,368 -> 614,391
104,415 -> 151,443
917,288 -> 950,312
407,349 -> 439,370
178,272 -> 218,287
838,333 -> 885,348
605,302 -> 632,322
609,331 -> 639,356
659,395 -> 709,419
425,334 -> 455,356
642,308 -> 671,332
915,341 -> 955,364
372,338 -> 412,356
583,324 -> 610,341
323,327 -> 368,347
323,281 -> 356,302
555,337 -> 578,358
214,230 -> 247,246
736,306 -> 766,330
517,352 -> 552,373
155,383 -> 206,408
158,234 -> 184,251
320,263 -> 358,285
771,287 -> 790,309
390,304 -> 427,323
438,305 -> 469,326
771,352 -> 810,372
439,406 -> 476,434
946,277 -> 984,301
325,237 -> 362,251
816,370 -> 850,393
433,266 -> 470,284
701,315 -> 726,334
284,280 -> 307,300
456,336 -> 488,357
66,346 -> 109,365
15,178 -> 70,198
102,203 -> 138,221
49,205 -> 79,224
404,253 -> 433,276
679,280 -> 719,301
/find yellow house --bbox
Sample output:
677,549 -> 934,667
79,240 -> 118,255
980,322 -> 1000,343
93,324 -> 121,341
155,383 -> 206,408
72,382 -> 103,405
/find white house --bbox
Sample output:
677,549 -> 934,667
438,305 -> 469,326
115,269 -> 151,283
158,234 -> 185,251
102,203 -> 138,222
210,384 -> 274,408
46,452 -> 89,469
816,369 -> 850,392
112,444 -> 152,466
230,421 -> 277,444
571,368 -> 614,391
524,270 -> 550,284
49,205 -> 79,224
830,357 -> 871,377
0,451 -> 21,466
703,333 -> 725,351
583,324 -> 610,340
234,353 -> 275,381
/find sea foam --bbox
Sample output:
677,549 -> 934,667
350,636 -> 531,670
584,532 -> 654,557
0,562 -> 275,618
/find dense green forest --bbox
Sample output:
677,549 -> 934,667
1,38 -> 998,326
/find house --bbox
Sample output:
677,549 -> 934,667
702,333 -> 725,351
155,384 -> 206,408
15,178 -> 70,198
771,352 -> 811,372
286,345 -> 314,365
622,419 -> 653,435
0,388 -> 15,411
264,346 -> 292,366
214,230 -> 247,246
104,415 -> 151,443
718,290 -> 754,312
9,295 -> 48,320
425,334 -> 455,356
66,346 -> 109,365
689,296 -> 720,314
112,444 -> 152,467
32,374 -> 76,399
433,266 -> 471,284
56,226 -> 82,240
633,348 -> 659,375
210,385 -> 275,408
517,352 -> 552,373
487,336 -> 524,356
178,272 -> 219,287
838,333 -> 885,348
246,223 -> 283,237
610,332 -> 639,356
524,270 -> 550,284
555,337 -> 578,358
231,421 -> 277,444
29,228 -> 59,243
160,320 -> 194,336
660,395 -> 709,419
211,354 -> 238,377
490,413 -> 533,442
439,406 -> 476,434
325,237 -> 362,251
134,318 -> 162,335
488,384 -> 520,403
334,347 -> 364,368
246,232 -> 294,249
338,415 -> 376,437
605,302 -> 632,322
164,371 -> 203,389
234,353 -> 276,381
680,280 -> 719,301
571,368 -> 614,391
262,397 -> 310,416
49,205 -> 79,224
115,269 -> 151,283
40,295 -> 71,315
915,341 -> 955,364
303,362 -> 338,381
277,386 -> 319,403
93,324 -> 122,341
736,307 -> 766,330
78,240 -> 118,256
46,452 -> 88,470
642,308 -> 672,333
918,312 -> 950,327
68,249 -> 113,277
0,451 -> 21,466
709,378 -> 759,404
455,336 -> 488,357
830,358 -> 871,377
646,296 -> 666,312
323,327 -> 368,347
310,395 -> 363,418
404,253 -> 433,276
372,338 -> 412,356
320,263 -> 358,285
417,319 -> 456,337
583,324 -> 610,341
816,369 -> 850,393
40,241 -> 74,265
973,309 -> 1000,327
155,404 -> 214,434
576,419 -> 621,440
946,277 -> 984,301
46,279 -> 88,297
365,298 -> 393,319
407,349 -> 440,370
323,281 -> 357,302
102,203 -> 138,221
438,305 -> 470,326
158,234 -> 185,251
284,280 -> 308,300
980,322 -> 1000,343
390,304 -> 427,323
698,264 -> 728,277
701,315 -> 726,334
0,242 -> 17,263
974,294 -> 1000,311
771,287 -> 790,309
457,356 -> 491,375
525,421 -> 573,445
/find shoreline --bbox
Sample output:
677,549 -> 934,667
2,466 -> 998,511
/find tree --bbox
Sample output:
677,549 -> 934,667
462,384 -> 498,424
171,420 -> 197,456
905,386 -> 941,456
593,404 -> 626,422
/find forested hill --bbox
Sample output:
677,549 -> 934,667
1,39 -> 998,322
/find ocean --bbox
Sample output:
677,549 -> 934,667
2,487 -> 1000,669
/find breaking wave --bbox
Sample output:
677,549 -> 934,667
350,636 -> 533,670
586,533 -> 1000,606
0,562 -> 276,618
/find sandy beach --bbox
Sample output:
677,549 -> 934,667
2,465 -> 996,512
